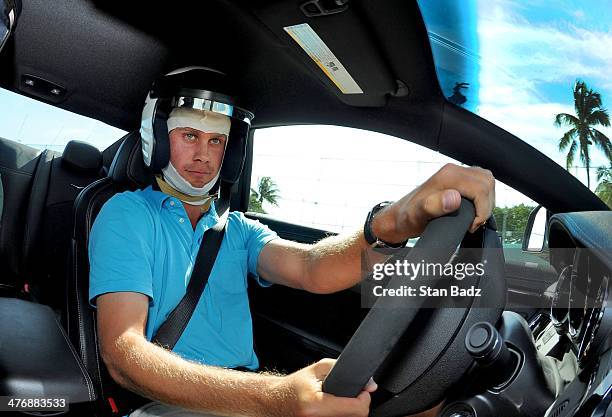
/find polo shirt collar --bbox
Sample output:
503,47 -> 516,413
141,185 -> 220,223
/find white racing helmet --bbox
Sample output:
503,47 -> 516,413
140,66 -> 254,187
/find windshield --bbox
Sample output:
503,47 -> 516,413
417,0 -> 612,194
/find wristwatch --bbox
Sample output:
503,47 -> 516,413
363,201 -> 408,248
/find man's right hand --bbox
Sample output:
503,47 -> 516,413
96,294 -> 375,417
277,358 -> 377,417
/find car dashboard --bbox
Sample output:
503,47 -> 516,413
535,212 -> 611,417
440,211 -> 611,417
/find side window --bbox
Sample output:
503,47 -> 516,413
0,88 -> 126,151
249,125 -> 456,237
491,185 -> 540,249
250,125 -> 544,250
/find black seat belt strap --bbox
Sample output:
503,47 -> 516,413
151,193 -> 230,350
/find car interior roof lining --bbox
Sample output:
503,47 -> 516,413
0,0 -> 442,129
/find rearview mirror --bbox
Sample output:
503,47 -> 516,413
0,0 -> 21,53
522,205 -> 548,252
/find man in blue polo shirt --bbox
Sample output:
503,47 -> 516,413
90,67 -> 495,417
90,105 -> 275,372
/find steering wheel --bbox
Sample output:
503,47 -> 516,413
322,198 -> 507,417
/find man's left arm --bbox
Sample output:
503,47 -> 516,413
257,164 -> 495,294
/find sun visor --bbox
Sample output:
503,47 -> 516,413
252,1 -> 397,107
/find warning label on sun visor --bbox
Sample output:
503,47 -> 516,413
284,23 -> 364,94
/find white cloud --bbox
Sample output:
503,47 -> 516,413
573,9 -> 585,19
475,0 -> 612,190
477,3 -> 612,85
479,101 -> 610,164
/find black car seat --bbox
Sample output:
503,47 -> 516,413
0,0 -> 22,253
0,136 -> 105,306
0,136 -> 42,297
68,131 -> 152,415
22,140 -> 106,321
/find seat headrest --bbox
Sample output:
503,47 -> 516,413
108,132 -> 153,189
61,140 -> 103,173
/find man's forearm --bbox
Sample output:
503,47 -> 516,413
107,332 -> 291,417
303,204 -> 402,294
305,229 -> 391,294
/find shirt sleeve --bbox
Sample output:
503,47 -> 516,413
88,192 -> 155,307
235,213 -> 278,287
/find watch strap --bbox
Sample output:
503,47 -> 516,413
364,201 -> 408,248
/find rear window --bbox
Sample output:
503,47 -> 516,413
0,88 -> 126,152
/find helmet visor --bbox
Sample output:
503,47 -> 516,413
171,95 -> 254,125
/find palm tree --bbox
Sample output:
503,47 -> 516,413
249,176 -> 280,214
595,165 -> 612,208
554,79 -> 611,189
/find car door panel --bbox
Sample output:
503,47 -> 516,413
246,213 -> 365,372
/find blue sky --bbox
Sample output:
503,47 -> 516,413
420,0 -> 612,188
